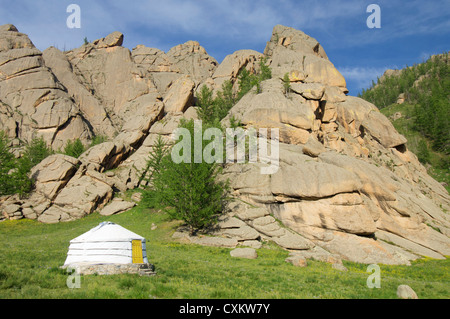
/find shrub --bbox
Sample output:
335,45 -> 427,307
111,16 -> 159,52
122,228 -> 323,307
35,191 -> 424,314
237,57 -> 272,99
90,135 -> 108,147
196,85 -> 216,124
22,137 -> 53,168
0,132 -> 33,197
283,72 -> 291,97
196,57 -> 272,127
141,135 -> 170,208
197,80 -> 235,126
229,115 -> 242,129
64,139 -> 85,158
0,132 -> 18,196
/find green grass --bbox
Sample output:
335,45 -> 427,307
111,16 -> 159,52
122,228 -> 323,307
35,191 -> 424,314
0,203 -> 449,299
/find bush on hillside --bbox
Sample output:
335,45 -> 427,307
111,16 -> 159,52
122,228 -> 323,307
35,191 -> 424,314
22,137 -> 53,168
237,57 -> 272,99
0,132 -> 34,197
197,80 -> 235,127
197,57 -> 272,127
64,138 -> 86,158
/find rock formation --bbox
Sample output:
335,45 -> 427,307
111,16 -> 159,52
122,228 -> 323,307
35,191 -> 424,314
1,24 -> 449,265
0,24 -> 92,150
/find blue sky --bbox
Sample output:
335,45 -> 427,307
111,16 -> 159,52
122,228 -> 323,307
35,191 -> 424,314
1,0 -> 449,95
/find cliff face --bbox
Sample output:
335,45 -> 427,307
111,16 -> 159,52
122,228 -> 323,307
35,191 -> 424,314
1,24 -> 449,265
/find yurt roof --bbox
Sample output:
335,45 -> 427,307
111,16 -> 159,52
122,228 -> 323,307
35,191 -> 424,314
70,222 -> 145,243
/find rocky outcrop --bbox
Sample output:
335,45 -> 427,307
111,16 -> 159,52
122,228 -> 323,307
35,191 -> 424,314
38,170 -> 113,223
163,75 -> 195,113
1,24 -> 449,266
264,25 -> 346,88
30,154 -> 80,200
42,47 -> 116,139
0,24 -> 92,149
210,49 -> 265,94
99,198 -> 136,216
216,25 -> 449,264
167,40 -> 218,86
218,69 -> 450,264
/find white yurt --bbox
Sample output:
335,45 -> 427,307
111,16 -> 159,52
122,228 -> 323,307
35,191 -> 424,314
64,222 -> 149,266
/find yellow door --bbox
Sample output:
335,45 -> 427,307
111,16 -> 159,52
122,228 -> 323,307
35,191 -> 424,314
132,240 -> 144,264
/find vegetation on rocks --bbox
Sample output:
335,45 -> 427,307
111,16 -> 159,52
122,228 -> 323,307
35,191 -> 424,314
0,133 -> 53,198
237,57 -> 272,99
0,130 -> 112,199
197,57 -> 272,126
0,132 -> 25,197
197,81 -> 235,125
63,139 -> 86,159
22,137 -> 54,169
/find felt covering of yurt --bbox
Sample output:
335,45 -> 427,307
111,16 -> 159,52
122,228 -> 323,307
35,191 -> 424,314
64,222 -> 149,266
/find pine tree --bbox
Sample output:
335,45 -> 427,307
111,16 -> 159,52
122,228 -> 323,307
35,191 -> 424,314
0,132 -> 33,197
214,80 -> 235,122
22,137 -> 53,168
64,139 -> 86,158
197,85 -> 216,124
149,120 -> 229,234
12,156 -> 34,198
237,68 -> 257,100
259,57 -> 272,82
0,132 -> 17,196
141,135 -> 170,208
236,57 -> 272,99
197,80 -> 236,126
283,72 -> 291,97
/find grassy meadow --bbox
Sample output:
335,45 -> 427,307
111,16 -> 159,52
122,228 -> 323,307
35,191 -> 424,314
0,198 -> 449,299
